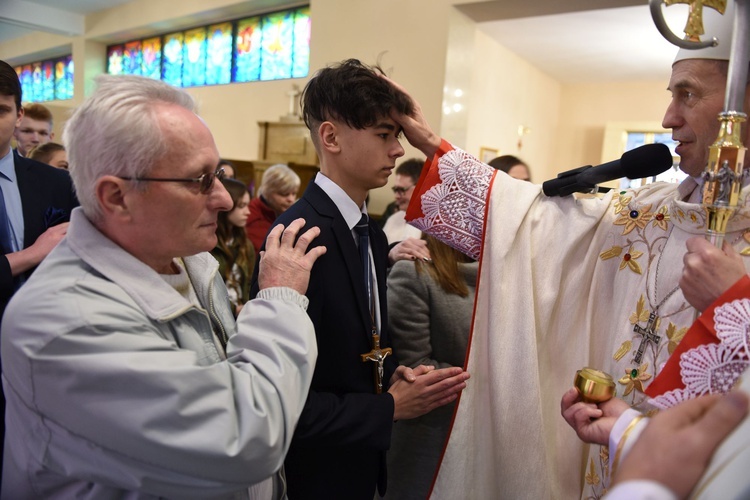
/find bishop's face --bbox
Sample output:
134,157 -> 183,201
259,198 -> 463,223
662,59 -> 730,177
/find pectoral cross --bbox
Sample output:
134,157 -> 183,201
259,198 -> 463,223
633,312 -> 661,364
361,333 -> 392,394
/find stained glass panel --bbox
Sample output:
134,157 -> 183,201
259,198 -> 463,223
123,41 -> 142,75
18,65 -> 32,103
162,33 -> 184,86
183,27 -> 207,87
31,62 -> 43,102
103,6 -> 310,88
142,37 -> 162,80
41,61 -> 55,101
292,7 -> 310,78
260,11 -> 294,81
234,16 -> 262,82
207,22 -> 232,85
56,56 -> 74,101
107,45 -> 124,75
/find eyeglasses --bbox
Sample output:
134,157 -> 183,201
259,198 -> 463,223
392,185 -> 415,195
119,167 -> 226,194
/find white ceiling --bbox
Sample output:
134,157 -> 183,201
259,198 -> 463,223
0,0 -> 699,84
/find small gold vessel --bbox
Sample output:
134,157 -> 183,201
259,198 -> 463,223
574,367 -> 615,403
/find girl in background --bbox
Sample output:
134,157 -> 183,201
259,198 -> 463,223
212,178 -> 255,316
385,234 -> 478,500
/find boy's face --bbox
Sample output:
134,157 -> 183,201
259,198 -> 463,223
333,116 -> 405,197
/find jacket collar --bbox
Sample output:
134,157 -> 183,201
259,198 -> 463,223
66,208 -> 219,321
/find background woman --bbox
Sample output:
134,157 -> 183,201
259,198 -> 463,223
245,164 -> 300,253
488,154 -> 531,181
384,235 -> 478,500
28,142 -> 68,169
212,178 -> 255,315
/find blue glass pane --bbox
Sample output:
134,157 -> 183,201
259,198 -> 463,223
234,17 -> 262,82
183,27 -> 207,87
142,37 -> 162,80
292,7 -> 310,78
62,56 -> 74,100
17,66 -> 32,103
260,12 -> 294,81
41,61 -> 55,101
123,41 -> 142,75
107,45 -> 124,75
31,63 -> 43,102
162,33 -> 184,87
206,23 -> 232,85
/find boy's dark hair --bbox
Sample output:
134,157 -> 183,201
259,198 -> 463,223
301,59 -> 413,135
395,158 -> 424,183
0,60 -> 22,111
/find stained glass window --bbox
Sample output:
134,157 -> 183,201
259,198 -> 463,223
14,55 -> 74,103
105,6 -> 310,88
41,61 -> 55,101
142,37 -> 162,80
234,17 -> 262,82
183,27 -> 207,87
107,45 -> 124,75
292,7 -> 311,78
259,11 -> 294,81
123,41 -> 143,75
207,23 -> 232,85
17,65 -> 32,102
31,62 -> 43,103
56,56 -> 74,101
162,33 -> 184,86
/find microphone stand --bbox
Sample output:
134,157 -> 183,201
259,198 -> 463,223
651,0 -> 749,248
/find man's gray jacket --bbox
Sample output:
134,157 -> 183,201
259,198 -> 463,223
1,208 -> 317,499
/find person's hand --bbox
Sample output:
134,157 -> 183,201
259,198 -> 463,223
8,222 -> 70,276
561,388 -> 630,445
389,366 -> 470,420
680,236 -> 747,311
613,391 -> 749,498
258,218 -> 326,294
388,237 -> 431,265
381,75 -> 441,158
28,222 -> 69,259
389,364 -> 435,385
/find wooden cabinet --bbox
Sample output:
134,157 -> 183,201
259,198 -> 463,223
226,121 -> 319,197
252,121 -> 319,196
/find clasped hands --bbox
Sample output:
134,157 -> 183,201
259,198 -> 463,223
389,364 -> 470,421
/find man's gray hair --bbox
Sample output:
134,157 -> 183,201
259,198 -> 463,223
63,75 -> 196,222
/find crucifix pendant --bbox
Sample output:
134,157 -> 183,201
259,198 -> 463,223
632,312 -> 661,364
360,333 -> 392,394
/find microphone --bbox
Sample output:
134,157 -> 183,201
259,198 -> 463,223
542,143 -> 674,197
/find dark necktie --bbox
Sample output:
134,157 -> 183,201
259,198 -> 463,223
354,214 -> 373,306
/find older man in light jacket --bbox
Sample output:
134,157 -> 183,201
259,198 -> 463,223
1,75 -> 326,499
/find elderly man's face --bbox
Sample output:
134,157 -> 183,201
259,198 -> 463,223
662,59 -> 730,177
127,104 -> 232,272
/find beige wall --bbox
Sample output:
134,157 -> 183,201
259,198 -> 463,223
556,80 -> 671,177
0,0 -> 674,212
462,29 -> 562,182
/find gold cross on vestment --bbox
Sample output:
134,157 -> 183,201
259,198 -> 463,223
633,312 -> 662,364
361,334 -> 392,394
665,0 -> 727,41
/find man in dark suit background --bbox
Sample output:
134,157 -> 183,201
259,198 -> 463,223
0,58 -> 78,483
0,60 -> 77,313
251,59 -> 470,499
